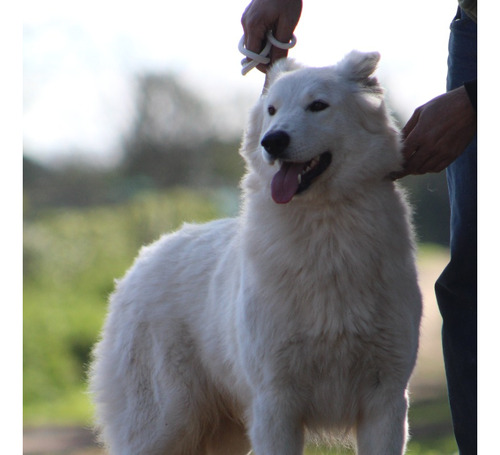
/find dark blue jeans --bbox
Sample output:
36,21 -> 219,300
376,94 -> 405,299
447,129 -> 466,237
435,7 -> 477,455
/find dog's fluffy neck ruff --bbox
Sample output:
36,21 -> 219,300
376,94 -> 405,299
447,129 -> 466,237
240,179 -> 415,344
240,178 -> 407,271
238,184 -> 411,343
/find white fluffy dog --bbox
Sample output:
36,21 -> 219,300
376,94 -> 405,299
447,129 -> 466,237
90,51 -> 422,455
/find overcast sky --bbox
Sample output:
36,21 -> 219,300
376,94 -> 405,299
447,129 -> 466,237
23,0 -> 458,164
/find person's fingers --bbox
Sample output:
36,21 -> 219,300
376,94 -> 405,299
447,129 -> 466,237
404,147 -> 425,174
403,144 -> 452,175
268,47 -> 288,64
241,0 -> 302,70
272,2 -> 302,63
417,141 -> 457,174
401,105 -> 422,138
243,32 -> 288,73
243,26 -> 267,56
241,28 -> 269,73
389,150 -> 448,180
241,3 -> 268,53
400,107 -> 445,175
401,107 -> 420,140
400,118 -> 421,168
242,9 -> 272,73
269,15 -> 296,63
387,169 -> 409,181
408,152 -> 433,174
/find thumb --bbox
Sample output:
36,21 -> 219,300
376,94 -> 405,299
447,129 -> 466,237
401,109 -> 420,140
400,110 -> 421,162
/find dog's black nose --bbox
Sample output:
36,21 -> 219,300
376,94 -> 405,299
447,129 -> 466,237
261,131 -> 290,158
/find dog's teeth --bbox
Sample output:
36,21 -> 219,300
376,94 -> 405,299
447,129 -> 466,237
300,156 -> 322,177
298,174 -> 302,184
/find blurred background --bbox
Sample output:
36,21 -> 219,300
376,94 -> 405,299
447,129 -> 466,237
23,0 -> 465,453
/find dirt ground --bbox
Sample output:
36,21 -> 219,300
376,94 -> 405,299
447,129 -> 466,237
23,251 -> 450,455
23,426 -> 102,455
410,250 -> 449,398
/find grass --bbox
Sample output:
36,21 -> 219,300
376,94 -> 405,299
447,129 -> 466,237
23,188 -> 221,425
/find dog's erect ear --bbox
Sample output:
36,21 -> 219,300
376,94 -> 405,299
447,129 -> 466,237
263,58 -> 303,93
337,50 -> 381,90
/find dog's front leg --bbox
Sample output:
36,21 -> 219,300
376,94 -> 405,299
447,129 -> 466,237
355,389 -> 409,455
249,393 -> 304,455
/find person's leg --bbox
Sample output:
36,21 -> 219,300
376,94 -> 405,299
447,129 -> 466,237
435,7 -> 477,454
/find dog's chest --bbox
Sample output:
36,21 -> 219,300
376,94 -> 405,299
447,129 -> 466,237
240,203 -> 410,406
266,329 -> 380,427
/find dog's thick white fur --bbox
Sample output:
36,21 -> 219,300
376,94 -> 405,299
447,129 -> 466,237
90,51 -> 422,455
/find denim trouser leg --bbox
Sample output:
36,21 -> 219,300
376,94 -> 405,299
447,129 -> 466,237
435,8 -> 477,455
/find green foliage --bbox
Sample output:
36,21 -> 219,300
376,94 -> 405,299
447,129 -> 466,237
23,188 -> 221,424
400,173 -> 450,246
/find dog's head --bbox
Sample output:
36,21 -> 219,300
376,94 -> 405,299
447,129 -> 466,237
240,50 -> 402,204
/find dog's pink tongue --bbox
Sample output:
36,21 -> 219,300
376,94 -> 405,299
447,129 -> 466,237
271,162 -> 303,204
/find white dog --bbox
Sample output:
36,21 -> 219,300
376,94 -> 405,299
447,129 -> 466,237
90,51 -> 422,455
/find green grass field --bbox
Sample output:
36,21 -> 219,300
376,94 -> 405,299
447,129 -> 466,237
23,188 -> 457,453
24,188 -> 221,424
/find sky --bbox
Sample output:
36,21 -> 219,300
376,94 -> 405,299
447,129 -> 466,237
22,0 -> 457,165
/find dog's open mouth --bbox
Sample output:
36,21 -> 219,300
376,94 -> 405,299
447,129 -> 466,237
271,152 -> 332,204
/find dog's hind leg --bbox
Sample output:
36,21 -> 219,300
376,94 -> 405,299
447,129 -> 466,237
99,385 -> 209,455
93,332 -> 216,455
355,389 -> 409,455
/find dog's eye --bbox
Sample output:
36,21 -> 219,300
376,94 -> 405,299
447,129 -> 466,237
307,100 -> 329,112
268,105 -> 277,116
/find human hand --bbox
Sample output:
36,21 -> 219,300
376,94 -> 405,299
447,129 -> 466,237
391,85 -> 476,180
241,0 -> 302,73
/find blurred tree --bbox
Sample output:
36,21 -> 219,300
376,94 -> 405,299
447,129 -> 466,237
23,155 -> 123,216
128,73 -> 210,145
387,105 -> 451,247
401,173 -> 450,246
23,72 -> 450,246
121,73 -> 244,188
